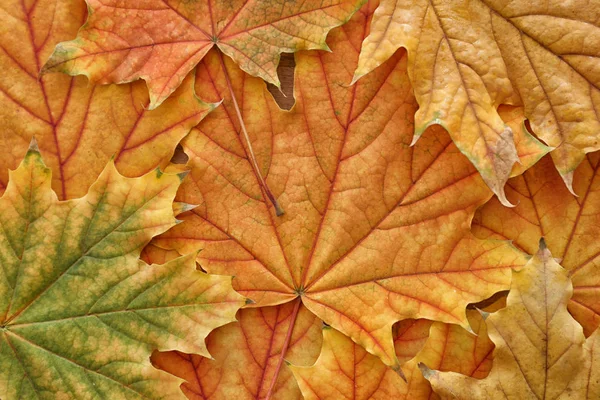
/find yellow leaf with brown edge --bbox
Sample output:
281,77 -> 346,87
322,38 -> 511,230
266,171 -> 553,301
291,309 -> 494,399
153,1 -> 530,369
473,153 -> 600,336
353,0 -> 599,204
0,0 -> 214,199
42,0 -> 365,109
421,240 -> 600,399
0,143 -> 245,400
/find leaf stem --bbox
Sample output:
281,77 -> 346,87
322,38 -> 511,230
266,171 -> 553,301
265,297 -> 301,400
217,50 -> 284,216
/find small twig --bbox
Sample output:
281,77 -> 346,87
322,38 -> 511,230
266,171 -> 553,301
217,51 -> 284,216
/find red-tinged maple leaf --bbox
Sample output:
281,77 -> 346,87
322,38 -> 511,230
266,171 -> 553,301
0,0 -> 214,199
472,153 -> 600,336
41,0 -> 365,109
152,0 -> 534,370
422,240 -> 600,400
352,0 -> 600,205
290,309 -> 494,399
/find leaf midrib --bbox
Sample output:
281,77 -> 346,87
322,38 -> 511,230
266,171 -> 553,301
5,182 -> 172,325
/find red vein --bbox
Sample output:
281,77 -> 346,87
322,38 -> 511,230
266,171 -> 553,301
264,297 -> 301,400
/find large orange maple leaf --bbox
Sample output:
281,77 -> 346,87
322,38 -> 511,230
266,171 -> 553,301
42,0 -> 365,109
152,1 -> 532,369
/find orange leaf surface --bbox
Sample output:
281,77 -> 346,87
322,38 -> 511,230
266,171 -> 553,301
291,309 -> 494,399
353,0 -> 599,203
152,302 -> 322,400
422,241 -> 600,399
153,1 -> 529,368
393,319 -> 433,365
473,153 -> 600,335
0,0 -> 214,199
42,0 -> 365,109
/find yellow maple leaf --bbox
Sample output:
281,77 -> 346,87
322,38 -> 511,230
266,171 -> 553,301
473,153 -> 600,335
353,0 -> 599,203
421,240 -> 600,399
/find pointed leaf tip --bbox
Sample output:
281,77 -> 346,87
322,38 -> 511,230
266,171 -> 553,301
409,133 -> 421,147
173,202 -> 198,216
477,308 -> 491,320
349,72 -> 362,86
561,170 -> 577,196
177,170 -> 190,181
28,137 -> 40,153
418,363 -> 435,380
495,187 -> 516,208
392,363 -> 408,382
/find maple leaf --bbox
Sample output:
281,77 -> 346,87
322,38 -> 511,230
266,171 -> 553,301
0,144 -> 245,399
0,0 -> 214,199
41,0 -> 365,109
352,0 -> 600,205
290,309 -> 495,399
152,301 -> 322,400
152,1 -> 531,369
472,153 -> 600,335
421,240 -> 600,399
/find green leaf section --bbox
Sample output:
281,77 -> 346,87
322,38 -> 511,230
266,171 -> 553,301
0,145 -> 245,399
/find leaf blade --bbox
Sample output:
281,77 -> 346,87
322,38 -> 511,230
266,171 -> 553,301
0,148 -> 245,400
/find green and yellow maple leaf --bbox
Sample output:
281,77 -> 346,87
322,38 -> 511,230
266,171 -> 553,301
353,0 -> 600,204
151,1 -> 533,370
473,153 -> 600,335
0,0 -> 214,199
0,145 -> 245,400
42,0 -> 365,109
421,240 -> 600,399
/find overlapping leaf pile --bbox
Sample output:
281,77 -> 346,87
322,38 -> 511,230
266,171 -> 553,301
1,0 -> 599,399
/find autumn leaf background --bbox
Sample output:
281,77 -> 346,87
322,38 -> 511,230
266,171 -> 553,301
1,0 -> 599,399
